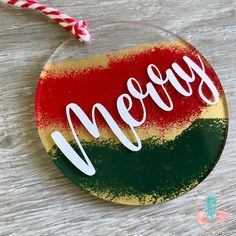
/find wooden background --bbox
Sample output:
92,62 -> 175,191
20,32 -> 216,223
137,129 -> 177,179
0,0 -> 235,235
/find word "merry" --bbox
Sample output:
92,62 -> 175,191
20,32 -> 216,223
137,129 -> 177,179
51,55 -> 219,176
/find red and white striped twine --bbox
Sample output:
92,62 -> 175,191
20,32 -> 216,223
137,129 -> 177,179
1,0 -> 91,43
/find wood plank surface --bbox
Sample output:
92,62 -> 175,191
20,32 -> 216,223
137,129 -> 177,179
0,0 -> 235,235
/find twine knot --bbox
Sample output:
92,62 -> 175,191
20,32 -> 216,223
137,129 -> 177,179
72,20 -> 91,43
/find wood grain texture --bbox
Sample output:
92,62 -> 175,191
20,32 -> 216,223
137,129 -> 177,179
0,0 -> 235,235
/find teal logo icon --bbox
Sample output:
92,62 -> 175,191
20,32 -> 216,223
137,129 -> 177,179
196,194 -> 228,225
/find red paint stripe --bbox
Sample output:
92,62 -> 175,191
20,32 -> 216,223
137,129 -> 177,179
35,43 -> 223,129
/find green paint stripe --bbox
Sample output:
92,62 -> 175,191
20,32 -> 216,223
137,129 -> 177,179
50,118 -> 228,203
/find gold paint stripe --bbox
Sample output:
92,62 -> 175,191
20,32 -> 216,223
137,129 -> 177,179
87,179 -> 199,205
40,40 -> 199,78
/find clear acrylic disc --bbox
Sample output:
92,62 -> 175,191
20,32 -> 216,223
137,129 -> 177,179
35,22 -> 228,205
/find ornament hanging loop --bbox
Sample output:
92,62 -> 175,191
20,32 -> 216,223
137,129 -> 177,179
1,0 -> 92,43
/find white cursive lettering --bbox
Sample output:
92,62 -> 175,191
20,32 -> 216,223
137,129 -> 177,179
51,55 -> 220,176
